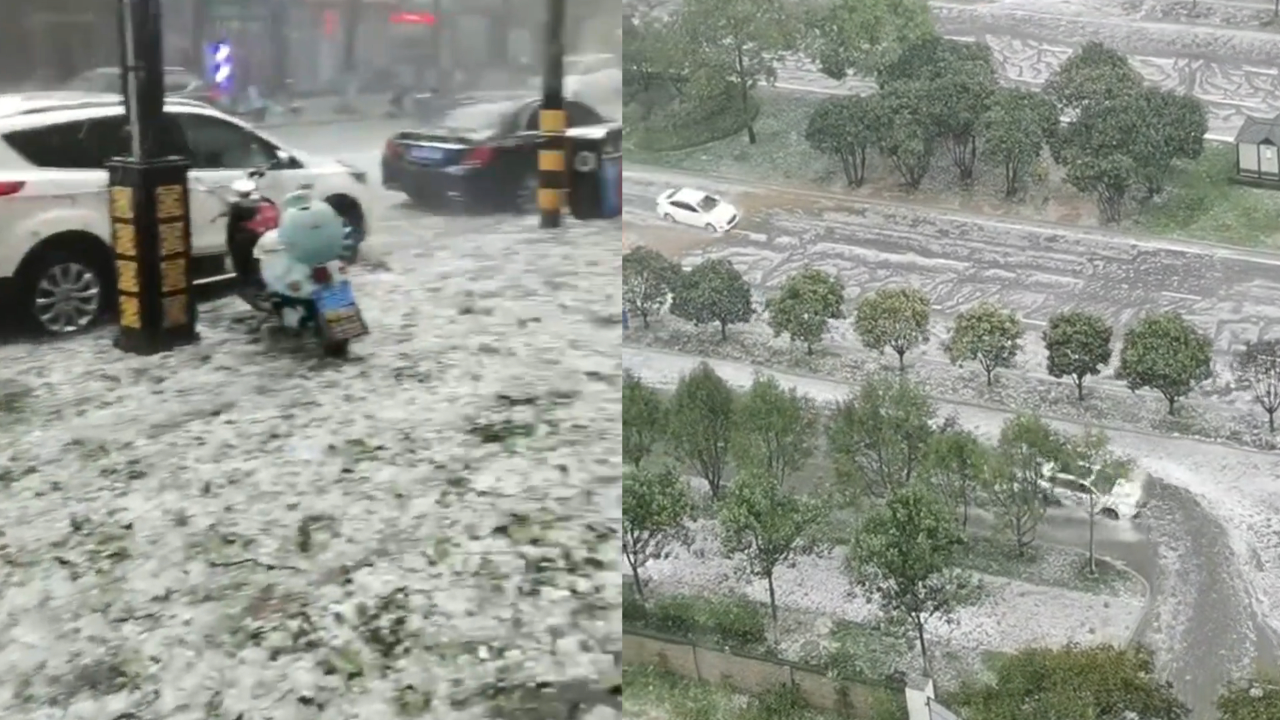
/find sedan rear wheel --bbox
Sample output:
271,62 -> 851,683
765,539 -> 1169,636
705,223 -> 717,233
663,213 -> 674,223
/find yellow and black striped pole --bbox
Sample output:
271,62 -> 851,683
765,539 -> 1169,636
538,0 -> 567,229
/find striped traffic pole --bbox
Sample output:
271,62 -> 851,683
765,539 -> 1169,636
538,0 -> 567,229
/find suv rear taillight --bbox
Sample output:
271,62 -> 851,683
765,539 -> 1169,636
0,181 -> 25,197
311,266 -> 332,285
385,139 -> 403,159
462,146 -> 494,167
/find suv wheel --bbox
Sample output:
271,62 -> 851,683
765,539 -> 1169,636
24,252 -> 107,334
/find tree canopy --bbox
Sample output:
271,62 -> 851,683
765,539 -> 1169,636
953,644 -> 1190,720
765,267 -> 847,354
799,0 -> 935,82
1042,310 -> 1114,401
668,362 -> 737,499
945,301 -> 1023,386
623,245 -> 681,329
670,258 -> 756,340
846,483 -> 979,676
1116,312 -> 1214,415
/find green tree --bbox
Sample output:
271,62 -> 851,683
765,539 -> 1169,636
804,94 -> 881,188
1054,428 -> 1130,575
732,374 -> 817,485
799,0 -> 935,81
846,484 -> 981,677
623,12 -> 683,100
623,245 -> 681,329
669,362 -> 737,499
678,0 -> 795,144
987,414 -> 1065,554
853,286 -> 932,371
670,258 -> 756,340
923,422 -> 987,530
945,301 -> 1023,387
1116,312 -> 1214,415
1131,87 -> 1208,197
875,82 -> 937,189
952,644 -> 1190,720
979,87 -> 1059,198
1042,310 -> 1114,401
1217,673 -> 1280,720
1043,41 -> 1144,118
623,465 -> 693,603
1053,96 -> 1147,224
765,268 -> 847,354
1232,339 -> 1280,432
827,375 -> 937,500
719,469 -> 827,629
623,371 -> 666,468
877,37 -> 998,183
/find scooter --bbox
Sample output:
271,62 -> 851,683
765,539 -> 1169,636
211,169 -> 369,357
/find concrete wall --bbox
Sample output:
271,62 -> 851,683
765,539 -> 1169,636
623,630 -> 906,717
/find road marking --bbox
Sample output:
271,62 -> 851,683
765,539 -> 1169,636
1161,291 -> 1203,301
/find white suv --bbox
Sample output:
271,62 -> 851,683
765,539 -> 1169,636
0,92 -> 372,334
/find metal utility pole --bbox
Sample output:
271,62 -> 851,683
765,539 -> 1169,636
109,0 -> 198,354
538,0 -> 567,229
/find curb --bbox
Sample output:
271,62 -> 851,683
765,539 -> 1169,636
621,342 -> 1277,456
626,162 -> 1280,265
1033,540 -> 1155,650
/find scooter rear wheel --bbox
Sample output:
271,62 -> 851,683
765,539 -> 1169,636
322,339 -> 350,358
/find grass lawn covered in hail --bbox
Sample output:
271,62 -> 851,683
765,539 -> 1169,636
0,218 -> 622,720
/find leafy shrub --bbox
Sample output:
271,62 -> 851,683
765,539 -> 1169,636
629,88 -> 763,152
704,595 -> 769,649
632,593 -> 770,651
646,595 -> 706,639
741,683 -> 808,720
623,584 -> 648,626
809,620 -> 907,682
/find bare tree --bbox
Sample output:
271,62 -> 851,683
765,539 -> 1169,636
1233,339 -> 1280,432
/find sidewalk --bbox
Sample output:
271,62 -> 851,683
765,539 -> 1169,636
251,89 -> 534,129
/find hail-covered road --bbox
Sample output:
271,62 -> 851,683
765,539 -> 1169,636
0,119 -> 622,720
623,162 -> 1280,716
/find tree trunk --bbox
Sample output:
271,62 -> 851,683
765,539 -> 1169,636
914,617 -> 930,677
767,573 -> 780,642
985,368 -> 995,387
1166,394 -> 1177,416
341,0 -> 360,75
627,555 -> 646,603
961,496 -> 969,530
896,349 -> 907,372
806,341 -> 814,355
641,311 -> 650,329
1270,409 -> 1276,433
1088,494 -> 1098,576
1075,376 -> 1086,402
719,320 -> 728,340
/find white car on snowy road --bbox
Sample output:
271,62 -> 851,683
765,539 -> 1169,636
655,187 -> 740,233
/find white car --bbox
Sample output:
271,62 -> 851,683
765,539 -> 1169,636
0,92 -> 371,335
655,187 -> 740,233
